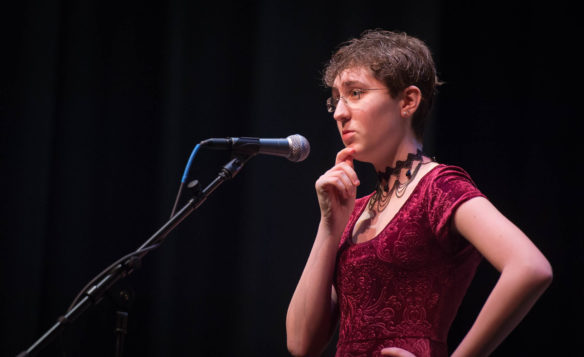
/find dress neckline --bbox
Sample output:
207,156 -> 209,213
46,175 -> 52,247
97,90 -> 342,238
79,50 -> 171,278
349,163 -> 442,246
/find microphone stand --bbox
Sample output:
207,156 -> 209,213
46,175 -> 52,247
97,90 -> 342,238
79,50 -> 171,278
17,154 -> 254,357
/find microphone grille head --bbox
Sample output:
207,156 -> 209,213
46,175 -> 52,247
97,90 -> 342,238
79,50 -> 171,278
287,134 -> 310,162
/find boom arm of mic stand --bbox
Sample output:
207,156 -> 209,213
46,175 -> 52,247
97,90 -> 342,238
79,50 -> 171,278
16,154 -> 255,357
138,153 -> 253,251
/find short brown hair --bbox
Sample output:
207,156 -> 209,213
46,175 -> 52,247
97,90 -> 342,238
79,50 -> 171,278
323,30 -> 442,140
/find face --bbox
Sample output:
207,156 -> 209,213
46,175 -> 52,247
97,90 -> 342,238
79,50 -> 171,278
331,66 -> 407,165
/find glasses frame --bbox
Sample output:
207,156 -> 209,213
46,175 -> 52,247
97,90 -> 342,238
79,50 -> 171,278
326,88 -> 385,113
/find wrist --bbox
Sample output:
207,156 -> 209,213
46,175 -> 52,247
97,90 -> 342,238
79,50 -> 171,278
317,218 -> 346,242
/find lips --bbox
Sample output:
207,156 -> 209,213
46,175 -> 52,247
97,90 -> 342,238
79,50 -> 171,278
341,130 -> 355,141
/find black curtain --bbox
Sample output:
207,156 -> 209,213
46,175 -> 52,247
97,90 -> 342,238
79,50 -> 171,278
1,1 -> 581,356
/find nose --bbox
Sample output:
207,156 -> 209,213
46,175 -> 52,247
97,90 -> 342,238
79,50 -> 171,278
333,97 -> 350,122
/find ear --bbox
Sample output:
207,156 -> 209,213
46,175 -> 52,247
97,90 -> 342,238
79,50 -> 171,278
400,85 -> 422,118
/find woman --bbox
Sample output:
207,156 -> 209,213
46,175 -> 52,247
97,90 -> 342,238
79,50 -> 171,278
286,30 -> 552,357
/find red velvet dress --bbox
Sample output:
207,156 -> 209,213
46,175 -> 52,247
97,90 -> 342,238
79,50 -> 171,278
334,165 -> 485,357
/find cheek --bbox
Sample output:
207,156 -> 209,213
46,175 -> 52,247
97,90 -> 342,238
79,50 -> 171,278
372,104 -> 401,131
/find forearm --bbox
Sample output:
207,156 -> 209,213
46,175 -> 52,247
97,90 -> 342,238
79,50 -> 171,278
286,221 -> 342,356
451,263 -> 553,357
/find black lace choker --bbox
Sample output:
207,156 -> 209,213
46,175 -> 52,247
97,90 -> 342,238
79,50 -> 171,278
369,149 -> 431,211
376,149 -> 423,192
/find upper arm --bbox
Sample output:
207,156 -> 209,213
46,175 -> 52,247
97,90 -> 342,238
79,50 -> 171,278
452,197 -> 551,274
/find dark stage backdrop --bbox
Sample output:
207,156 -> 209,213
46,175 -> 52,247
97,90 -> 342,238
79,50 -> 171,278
1,1 -> 581,356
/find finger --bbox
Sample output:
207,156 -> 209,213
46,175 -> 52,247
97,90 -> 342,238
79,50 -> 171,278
380,348 -> 399,356
323,164 -> 358,194
333,170 -> 354,197
320,173 -> 352,199
335,161 -> 360,187
335,147 -> 356,167
380,347 -> 416,357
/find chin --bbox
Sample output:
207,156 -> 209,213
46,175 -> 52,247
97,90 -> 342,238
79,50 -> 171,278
344,143 -> 359,153
347,147 -> 367,163
353,149 -> 377,165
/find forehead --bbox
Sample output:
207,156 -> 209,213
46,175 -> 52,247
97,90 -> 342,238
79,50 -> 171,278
332,66 -> 381,91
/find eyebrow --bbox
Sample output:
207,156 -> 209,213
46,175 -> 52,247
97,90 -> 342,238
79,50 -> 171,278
333,80 -> 368,91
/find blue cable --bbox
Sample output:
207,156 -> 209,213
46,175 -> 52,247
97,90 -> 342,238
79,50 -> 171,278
170,143 -> 202,218
181,143 -> 201,183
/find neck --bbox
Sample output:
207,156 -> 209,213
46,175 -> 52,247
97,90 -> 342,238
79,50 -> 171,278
368,143 -> 429,212
374,140 -> 424,193
372,138 -> 423,173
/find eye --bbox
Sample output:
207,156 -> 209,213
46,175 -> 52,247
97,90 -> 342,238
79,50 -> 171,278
349,89 -> 364,99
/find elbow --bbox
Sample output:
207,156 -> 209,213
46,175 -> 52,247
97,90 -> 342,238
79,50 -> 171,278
287,340 -> 305,357
286,322 -> 321,357
531,253 -> 553,287
538,258 -> 553,288
286,300 -> 336,357
286,316 -> 309,357
287,331 -> 329,357
502,253 -> 553,294
518,255 -> 554,290
287,334 -> 311,357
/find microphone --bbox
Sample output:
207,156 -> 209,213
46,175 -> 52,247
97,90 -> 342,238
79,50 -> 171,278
199,134 -> 310,162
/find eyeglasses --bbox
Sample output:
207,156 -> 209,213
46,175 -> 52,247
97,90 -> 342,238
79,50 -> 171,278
326,88 -> 385,113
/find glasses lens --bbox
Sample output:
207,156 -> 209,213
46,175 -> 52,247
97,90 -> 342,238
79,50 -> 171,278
326,97 -> 335,113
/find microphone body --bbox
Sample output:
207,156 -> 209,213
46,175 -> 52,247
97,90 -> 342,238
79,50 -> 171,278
200,134 -> 310,162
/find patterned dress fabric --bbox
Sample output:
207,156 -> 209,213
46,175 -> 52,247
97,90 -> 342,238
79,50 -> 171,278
334,165 -> 486,357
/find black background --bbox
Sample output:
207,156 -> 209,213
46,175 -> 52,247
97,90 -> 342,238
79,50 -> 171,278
1,1 -> 581,356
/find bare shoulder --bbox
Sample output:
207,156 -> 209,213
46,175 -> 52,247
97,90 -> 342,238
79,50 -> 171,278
421,161 -> 440,175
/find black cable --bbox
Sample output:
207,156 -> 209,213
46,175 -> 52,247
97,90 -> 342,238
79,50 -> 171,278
66,243 -> 160,312
169,181 -> 185,218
